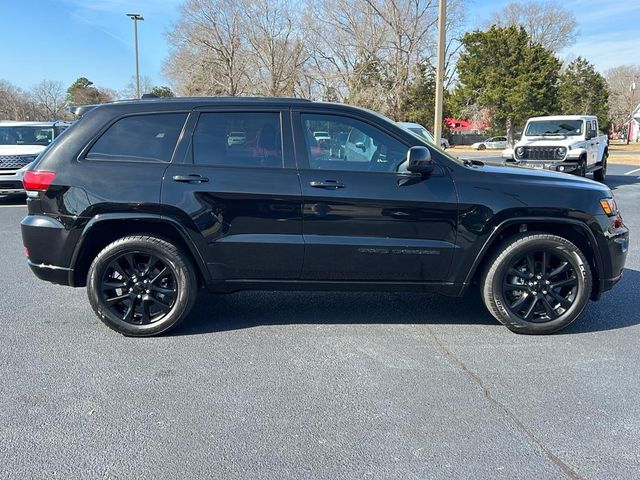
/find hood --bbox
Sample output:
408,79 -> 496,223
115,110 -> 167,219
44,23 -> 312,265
515,137 -> 587,149
473,163 -> 610,195
0,145 -> 46,156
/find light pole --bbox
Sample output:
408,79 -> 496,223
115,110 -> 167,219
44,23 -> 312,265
433,0 -> 446,145
126,13 -> 144,99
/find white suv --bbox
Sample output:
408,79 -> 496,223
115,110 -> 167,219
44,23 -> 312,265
0,121 -> 71,195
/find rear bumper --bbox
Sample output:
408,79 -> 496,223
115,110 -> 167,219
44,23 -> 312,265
21,214 -> 74,286
26,259 -> 72,285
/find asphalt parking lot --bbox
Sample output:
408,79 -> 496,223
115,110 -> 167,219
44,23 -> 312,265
1,164 -> 639,479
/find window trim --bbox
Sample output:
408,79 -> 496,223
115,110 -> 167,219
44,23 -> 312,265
80,111 -> 190,164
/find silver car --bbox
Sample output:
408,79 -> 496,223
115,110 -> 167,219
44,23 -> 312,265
471,136 -> 507,150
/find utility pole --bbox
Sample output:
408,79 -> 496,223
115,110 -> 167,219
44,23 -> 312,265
433,0 -> 446,145
126,13 -> 144,99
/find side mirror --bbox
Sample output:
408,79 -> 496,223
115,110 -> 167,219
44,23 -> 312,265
585,131 -> 595,140
406,146 -> 434,175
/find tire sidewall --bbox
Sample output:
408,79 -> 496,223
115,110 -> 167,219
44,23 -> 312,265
87,238 -> 194,336
489,238 -> 592,334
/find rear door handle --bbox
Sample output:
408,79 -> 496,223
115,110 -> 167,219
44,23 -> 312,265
172,174 -> 209,184
309,180 -> 345,189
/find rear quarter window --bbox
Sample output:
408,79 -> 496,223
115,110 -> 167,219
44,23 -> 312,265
86,113 -> 187,163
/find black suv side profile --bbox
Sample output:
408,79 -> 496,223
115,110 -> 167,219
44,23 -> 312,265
21,98 -> 629,336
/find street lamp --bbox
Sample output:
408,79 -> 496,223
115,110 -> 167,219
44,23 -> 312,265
126,13 -> 144,99
433,0 -> 446,145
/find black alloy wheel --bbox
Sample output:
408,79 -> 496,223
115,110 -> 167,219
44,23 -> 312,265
481,233 -> 592,334
502,250 -> 577,322
101,252 -> 177,325
87,235 -> 197,336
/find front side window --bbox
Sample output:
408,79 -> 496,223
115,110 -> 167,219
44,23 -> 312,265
301,114 -> 408,173
193,112 -> 283,168
86,113 -> 187,162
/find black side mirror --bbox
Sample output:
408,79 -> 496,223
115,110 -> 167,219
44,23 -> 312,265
585,131 -> 595,140
406,146 -> 434,175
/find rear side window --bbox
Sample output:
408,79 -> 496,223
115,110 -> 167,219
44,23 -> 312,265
193,112 -> 283,168
86,113 -> 187,162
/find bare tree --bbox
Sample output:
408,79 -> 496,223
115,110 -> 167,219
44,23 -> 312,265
241,0 -> 307,97
120,75 -> 155,99
31,80 -> 67,119
486,0 -> 577,52
0,80 -> 32,120
605,65 -> 640,129
165,0 -> 250,96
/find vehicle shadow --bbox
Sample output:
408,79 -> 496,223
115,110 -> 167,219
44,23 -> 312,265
561,268 -> 640,335
606,174 -> 640,191
172,268 -> 640,336
0,194 -> 27,206
172,287 -> 498,336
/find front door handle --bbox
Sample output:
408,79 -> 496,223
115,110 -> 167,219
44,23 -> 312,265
172,174 -> 209,184
309,180 -> 345,189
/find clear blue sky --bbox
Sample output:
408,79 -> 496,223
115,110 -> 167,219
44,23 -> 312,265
1,0 -> 638,94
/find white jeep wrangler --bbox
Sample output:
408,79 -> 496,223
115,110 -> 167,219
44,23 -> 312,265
0,121 -> 71,195
502,115 -> 608,182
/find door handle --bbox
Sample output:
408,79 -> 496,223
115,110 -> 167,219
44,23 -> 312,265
172,174 -> 209,184
309,180 -> 345,189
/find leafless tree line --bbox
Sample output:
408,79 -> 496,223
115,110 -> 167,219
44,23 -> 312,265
0,79 -> 70,121
165,0 -> 465,119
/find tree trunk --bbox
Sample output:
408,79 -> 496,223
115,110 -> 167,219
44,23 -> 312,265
506,117 -> 514,146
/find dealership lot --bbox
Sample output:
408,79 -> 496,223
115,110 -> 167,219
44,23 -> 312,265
1,164 -> 639,479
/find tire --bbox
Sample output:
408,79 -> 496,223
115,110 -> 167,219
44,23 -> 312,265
87,235 -> 198,336
481,233 -> 592,334
576,157 -> 586,177
593,154 -> 607,182
478,144 -> 486,150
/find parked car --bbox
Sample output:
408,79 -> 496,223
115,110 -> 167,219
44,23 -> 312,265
313,131 -> 331,142
502,115 -> 608,182
21,97 -> 628,336
0,121 -> 70,195
471,136 -> 507,150
398,122 -> 449,149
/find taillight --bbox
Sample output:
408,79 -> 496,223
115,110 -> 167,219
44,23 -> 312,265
22,170 -> 56,191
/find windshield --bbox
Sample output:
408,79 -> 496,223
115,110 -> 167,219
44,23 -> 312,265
407,127 -> 435,144
0,126 -> 56,146
525,120 -> 583,137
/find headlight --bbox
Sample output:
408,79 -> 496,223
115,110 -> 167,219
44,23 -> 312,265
515,146 -> 524,158
554,147 -> 566,159
599,198 -> 618,216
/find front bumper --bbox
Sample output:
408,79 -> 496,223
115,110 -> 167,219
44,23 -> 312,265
0,167 -> 26,195
513,160 -> 580,173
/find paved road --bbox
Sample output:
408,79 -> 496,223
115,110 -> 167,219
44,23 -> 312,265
1,165 -> 639,479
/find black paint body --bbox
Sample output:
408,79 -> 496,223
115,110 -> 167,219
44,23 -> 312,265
21,98 -> 628,300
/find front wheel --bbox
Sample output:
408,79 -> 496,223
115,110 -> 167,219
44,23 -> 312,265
481,233 -> 592,334
87,235 -> 197,336
478,144 -> 486,150
593,154 -> 607,182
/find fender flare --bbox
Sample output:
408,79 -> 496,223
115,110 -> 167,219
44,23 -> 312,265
68,212 -> 212,286
462,216 -> 604,292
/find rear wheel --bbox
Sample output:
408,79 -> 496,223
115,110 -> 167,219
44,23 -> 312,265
87,235 -> 197,336
481,233 -> 592,334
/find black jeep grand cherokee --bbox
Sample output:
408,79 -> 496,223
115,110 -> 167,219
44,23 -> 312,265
21,97 -> 629,336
